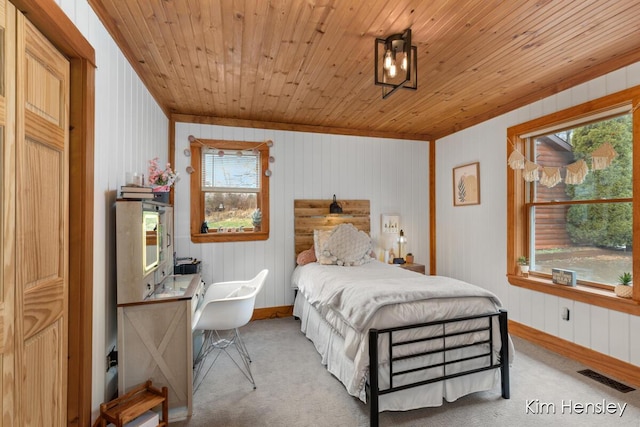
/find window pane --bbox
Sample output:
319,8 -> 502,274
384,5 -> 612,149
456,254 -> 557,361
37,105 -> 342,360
532,202 -> 632,284
204,192 -> 257,230
202,149 -> 260,191
534,115 -> 632,202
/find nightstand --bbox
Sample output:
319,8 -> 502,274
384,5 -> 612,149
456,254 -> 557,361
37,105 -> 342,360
399,262 -> 426,274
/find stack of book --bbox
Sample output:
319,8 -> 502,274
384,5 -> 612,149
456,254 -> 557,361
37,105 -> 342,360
120,185 -> 154,200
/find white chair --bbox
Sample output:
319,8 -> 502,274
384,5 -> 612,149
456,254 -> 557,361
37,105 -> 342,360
192,269 -> 268,392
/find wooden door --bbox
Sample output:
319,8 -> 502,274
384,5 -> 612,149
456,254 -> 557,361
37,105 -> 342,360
0,1 -> 70,424
1,0 -> 14,425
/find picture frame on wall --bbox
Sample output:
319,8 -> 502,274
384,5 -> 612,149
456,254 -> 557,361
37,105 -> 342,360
453,162 -> 480,206
381,214 -> 400,234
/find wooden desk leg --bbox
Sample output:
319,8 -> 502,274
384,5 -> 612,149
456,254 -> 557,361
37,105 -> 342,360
162,386 -> 169,425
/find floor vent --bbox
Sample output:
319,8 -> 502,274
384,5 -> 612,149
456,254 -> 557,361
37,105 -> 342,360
577,369 -> 635,393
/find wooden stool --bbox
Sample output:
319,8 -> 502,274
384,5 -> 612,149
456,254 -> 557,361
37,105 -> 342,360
98,380 -> 168,427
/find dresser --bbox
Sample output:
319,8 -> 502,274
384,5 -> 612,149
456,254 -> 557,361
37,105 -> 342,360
117,274 -> 203,421
115,200 -> 204,421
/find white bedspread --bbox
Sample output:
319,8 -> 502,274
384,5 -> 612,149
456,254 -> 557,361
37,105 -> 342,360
293,261 -> 502,331
292,261 -> 508,397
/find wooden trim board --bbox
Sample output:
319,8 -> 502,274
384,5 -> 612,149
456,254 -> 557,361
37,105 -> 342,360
251,306 -> 293,321
509,320 -> 640,388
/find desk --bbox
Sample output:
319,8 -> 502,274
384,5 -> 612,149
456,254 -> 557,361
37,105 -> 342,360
117,273 -> 203,421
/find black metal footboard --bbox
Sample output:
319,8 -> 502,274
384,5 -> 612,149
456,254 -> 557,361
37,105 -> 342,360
367,309 -> 510,427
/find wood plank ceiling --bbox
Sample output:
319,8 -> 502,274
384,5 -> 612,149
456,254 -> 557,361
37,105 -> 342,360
87,0 -> 640,141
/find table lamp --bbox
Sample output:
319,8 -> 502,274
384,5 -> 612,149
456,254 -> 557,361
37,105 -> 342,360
393,230 -> 407,264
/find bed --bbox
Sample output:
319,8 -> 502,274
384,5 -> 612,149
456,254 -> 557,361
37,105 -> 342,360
292,199 -> 511,427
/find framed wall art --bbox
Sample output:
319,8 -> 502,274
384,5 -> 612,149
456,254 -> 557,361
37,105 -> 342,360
381,214 -> 400,234
453,162 -> 480,206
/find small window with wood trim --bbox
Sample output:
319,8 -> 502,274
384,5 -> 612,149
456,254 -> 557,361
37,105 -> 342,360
190,138 -> 270,243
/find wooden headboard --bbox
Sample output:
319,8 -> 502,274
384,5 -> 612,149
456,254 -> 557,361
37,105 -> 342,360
294,199 -> 370,256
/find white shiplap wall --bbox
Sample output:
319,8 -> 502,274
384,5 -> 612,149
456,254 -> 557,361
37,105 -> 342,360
50,0 -> 640,417
436,62 -> 640,368
56,0 -> 170,415
173,123 -> 430,309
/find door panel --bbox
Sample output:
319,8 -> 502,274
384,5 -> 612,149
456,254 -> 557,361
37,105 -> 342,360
24,321 -> 64,425
14,9 -> 69,427
20,138 -> 63,289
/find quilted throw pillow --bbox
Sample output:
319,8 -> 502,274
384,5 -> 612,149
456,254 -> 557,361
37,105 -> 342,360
323,223 -> 373,266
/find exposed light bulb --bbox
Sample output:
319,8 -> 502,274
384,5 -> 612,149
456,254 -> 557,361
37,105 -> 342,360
383,50 -> 392,70
388,62 -> 397,78
401,51 -> 408,71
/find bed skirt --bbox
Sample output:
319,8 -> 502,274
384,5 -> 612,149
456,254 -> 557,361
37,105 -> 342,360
293,293 -> 504,413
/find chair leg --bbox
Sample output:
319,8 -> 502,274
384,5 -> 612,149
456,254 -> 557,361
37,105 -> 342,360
232,329 -> 256,389
193,330 -> 221,393
192,329 -> 256,392
234,328 -> 252,363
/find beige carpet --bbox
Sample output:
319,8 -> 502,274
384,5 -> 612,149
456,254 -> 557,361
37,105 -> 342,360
171,317 -> 640,426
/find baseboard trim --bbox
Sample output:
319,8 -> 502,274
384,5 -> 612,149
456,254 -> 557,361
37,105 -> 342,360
252,305 -> 293,321
509,319 -> 640,388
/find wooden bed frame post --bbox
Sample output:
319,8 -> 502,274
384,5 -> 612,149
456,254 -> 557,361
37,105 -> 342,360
499,309 -> 510,399
368,328 -> 380,427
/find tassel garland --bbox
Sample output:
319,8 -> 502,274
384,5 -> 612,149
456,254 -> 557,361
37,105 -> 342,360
507,141 -> 614,185
523,160 -> 540,182
540,167 -> 562,188
564,159 -> 588,185
591,142 -> 617,170
507,150 -> 525,170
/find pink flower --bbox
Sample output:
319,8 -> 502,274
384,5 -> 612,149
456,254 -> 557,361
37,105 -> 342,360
148,157 -> 177,188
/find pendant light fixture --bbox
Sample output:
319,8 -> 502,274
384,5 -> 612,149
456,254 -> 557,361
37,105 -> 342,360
374,28 -> 418,99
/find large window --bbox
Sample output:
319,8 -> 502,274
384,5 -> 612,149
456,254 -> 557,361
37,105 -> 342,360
507,86 -> 640,313
529,115 -> 632,285
190,138 -> 270,243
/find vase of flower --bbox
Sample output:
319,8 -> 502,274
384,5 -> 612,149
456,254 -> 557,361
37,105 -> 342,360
153,191 -> 170,203
148,157 -> 177,203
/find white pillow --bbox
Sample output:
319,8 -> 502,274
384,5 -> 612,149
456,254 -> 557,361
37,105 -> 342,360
323,224 -> 372,266
314,229 -> 336,265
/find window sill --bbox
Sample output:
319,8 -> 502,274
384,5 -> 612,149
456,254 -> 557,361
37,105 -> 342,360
507,274 -> 640,315
191,231 -> 269,243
